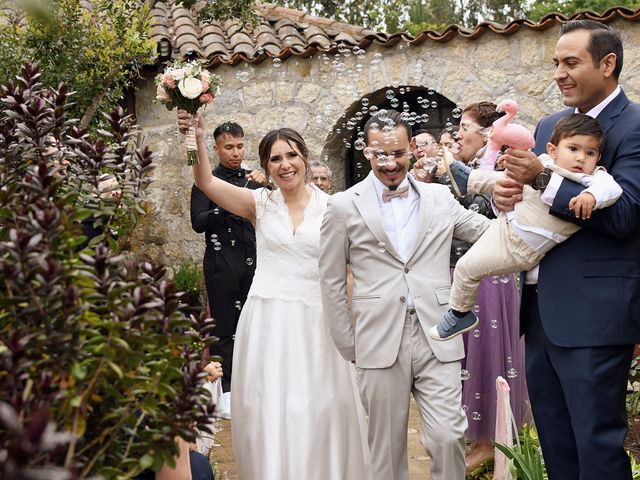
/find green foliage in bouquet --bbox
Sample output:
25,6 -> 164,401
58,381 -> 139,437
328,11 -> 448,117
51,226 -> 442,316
0,64 -> 216,479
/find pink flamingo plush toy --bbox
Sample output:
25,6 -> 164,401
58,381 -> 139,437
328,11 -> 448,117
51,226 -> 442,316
478,99 -> 535,170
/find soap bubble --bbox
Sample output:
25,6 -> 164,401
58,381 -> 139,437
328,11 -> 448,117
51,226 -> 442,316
370,52 -> 383,65
272,58 -> 282,68
236,70 -> 250,83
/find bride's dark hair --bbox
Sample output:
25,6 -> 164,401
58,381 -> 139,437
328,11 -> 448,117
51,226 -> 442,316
259,128 -> 311,183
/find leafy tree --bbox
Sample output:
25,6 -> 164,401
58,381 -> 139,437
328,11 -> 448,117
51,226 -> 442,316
0,0 -> 259,131
275,0 -> 409,32
0,0 -> 157,130
279,0 -> 640,33
176,0 -> 259,26
404,0 -> 463,35
464,0 -> 529,27
0,63 -> 216,478
527,0 -> 640,21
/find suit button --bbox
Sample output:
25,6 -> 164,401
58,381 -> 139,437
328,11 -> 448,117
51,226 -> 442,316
404,267 -> 409,273
400,296 -> 406,303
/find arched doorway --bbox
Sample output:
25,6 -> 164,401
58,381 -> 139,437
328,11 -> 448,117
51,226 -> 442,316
321,86 -> 460,189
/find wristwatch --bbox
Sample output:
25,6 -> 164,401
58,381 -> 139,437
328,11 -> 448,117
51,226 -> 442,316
532,168 -> 552,191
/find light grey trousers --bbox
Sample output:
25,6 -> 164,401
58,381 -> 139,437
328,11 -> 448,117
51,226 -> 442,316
355,310 -> 467,480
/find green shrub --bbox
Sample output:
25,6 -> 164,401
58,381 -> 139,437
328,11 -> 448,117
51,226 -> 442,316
494,424 -> 547,480
173,261 -> 205,296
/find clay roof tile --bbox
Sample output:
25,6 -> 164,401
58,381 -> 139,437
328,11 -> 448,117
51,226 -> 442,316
149,2 -> 640,68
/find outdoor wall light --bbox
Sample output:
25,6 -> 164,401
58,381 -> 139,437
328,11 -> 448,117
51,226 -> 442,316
157,38 -> 172,62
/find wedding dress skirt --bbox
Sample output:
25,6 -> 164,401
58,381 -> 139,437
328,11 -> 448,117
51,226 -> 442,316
230,187 -> 369,479
231,297 -> 369,479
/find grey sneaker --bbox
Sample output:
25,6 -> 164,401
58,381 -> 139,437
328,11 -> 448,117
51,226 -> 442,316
429,309 -> 479,341
442,148 -> 471,198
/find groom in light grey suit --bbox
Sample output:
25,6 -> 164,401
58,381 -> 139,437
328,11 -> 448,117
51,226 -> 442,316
319,111 -> 491,480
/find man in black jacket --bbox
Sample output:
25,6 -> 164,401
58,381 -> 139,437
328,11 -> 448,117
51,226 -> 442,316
190,122 -> 267,392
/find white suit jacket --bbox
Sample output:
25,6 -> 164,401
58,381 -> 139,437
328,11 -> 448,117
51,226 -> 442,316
319,172 -> 491,368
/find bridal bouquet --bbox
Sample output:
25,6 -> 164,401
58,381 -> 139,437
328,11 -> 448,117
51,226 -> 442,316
155,60 -> 221,165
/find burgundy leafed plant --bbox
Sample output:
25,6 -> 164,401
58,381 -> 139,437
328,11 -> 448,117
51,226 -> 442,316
0,64 -> 216,479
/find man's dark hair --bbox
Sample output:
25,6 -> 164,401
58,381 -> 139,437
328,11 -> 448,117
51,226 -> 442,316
560,20 -> 623,80
213,122 -> 244,142
363,110 -> 412,143
412,129 -> 436,142
549,113 -> 605,151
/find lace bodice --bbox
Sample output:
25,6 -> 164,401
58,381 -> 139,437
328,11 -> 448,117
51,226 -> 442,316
248,186 -> 328,306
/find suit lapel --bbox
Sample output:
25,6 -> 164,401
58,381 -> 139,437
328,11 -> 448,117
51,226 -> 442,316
596,89 -> 629,170
405,174 -> 432,262
596,89 -> 628,133
353,174 -> 403,262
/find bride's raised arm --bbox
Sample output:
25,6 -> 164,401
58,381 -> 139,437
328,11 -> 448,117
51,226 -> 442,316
177,109 -> 256,222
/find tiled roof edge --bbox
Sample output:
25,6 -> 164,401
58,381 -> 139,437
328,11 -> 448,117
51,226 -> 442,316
149,3 -> 640,67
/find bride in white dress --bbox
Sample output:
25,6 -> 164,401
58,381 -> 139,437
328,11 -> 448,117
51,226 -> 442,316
178,111 -> 370,480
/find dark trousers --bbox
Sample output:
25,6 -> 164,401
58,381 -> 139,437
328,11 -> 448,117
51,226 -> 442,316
204,249 -> 254,392
522,285 -> 633,480
134,451 -> 214,480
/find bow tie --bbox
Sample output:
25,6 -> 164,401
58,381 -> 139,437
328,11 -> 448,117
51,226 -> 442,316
382,185 -> 409,202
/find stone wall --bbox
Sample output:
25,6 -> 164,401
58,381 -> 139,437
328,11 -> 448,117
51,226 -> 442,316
133,19 -> 640,267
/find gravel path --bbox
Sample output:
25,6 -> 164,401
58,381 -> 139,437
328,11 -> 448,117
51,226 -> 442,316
210,397 -> 432,479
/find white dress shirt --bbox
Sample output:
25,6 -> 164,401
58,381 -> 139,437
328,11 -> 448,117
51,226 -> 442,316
372,174 -> 420,307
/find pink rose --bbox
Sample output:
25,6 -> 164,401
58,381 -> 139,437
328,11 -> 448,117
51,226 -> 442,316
201,70 -> 211,82
156,84 -> 170,102
201,80 -> 210,92
162,73 -> 175,87
199,93 -> 214,104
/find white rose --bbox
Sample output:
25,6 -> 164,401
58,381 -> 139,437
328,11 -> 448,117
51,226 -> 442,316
171,68 -> 185,81
178,77 -> 203,99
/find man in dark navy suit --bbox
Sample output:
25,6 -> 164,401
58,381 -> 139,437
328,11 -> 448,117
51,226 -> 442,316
495,20 -> 640,479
